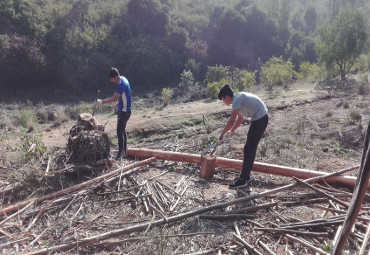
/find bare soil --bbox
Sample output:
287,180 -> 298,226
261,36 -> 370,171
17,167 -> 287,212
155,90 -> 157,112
0,82 -> 369,254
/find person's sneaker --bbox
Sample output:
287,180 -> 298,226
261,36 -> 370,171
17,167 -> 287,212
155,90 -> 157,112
121,151 -> 127,158
115,152 -> 122,161
229,177 -> 250,189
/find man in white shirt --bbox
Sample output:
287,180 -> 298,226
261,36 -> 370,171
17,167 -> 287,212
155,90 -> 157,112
218,84 -> 268,188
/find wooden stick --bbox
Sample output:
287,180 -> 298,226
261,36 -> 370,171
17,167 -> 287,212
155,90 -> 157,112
285,234 -> 330,255
182,250 -> 215,255
258,240 -> 277,255
255,227 -> 330,237
293,177 -> 349,208
26,199 -> 55,231
233,233 -> 264,255
225,201 -> 278,214
359,223 -> 370,255
233,221 -> 241,237
170,185 -> 188,212
0,200 -> 35,226
314,204 -> 347,215
199,214 -> 256,220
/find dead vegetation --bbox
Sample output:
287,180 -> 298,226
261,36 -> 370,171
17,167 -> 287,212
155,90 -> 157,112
0,85 -> 369,254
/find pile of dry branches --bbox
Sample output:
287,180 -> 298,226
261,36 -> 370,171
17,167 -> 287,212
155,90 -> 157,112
0,155 -> 369,254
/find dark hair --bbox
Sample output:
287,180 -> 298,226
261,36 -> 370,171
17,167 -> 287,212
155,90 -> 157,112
218,84 -> 234,100
108,67 -> 120,78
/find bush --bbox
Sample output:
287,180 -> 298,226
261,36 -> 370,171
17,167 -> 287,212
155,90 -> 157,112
236,70 -> 256,92
261,57 -> 296,91
16,109 -> 39,130
260,56 -> 296,91
207,78 -> 228,99
14,129 -> 47,163
204,65 -> 230,85
77,102 -> 93,115
178,70 -> 194,92
298,62 -> 321,81
261,57 -> 297,91
161,87 -> 173,106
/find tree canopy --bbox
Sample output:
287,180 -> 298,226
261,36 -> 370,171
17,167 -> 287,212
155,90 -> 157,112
316,7 -> 369,82
0,0 -> 369,102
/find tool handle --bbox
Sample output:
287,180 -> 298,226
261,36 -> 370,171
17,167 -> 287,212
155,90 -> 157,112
92,90 -> 101,116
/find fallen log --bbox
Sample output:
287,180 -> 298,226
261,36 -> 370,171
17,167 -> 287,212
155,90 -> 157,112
126,148 -> 365,188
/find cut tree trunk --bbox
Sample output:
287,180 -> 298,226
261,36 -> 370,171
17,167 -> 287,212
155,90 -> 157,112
126,148 -> 366,188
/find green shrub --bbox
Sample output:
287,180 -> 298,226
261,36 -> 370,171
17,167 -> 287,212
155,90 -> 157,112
16,109 -> 39,130
178,70 -> 194,92
161,87 -> 173,106
298,61 -> 321,81
53,105 -> 70,126
14,129 -> 47,163
77,101 -> 92,114
204,65 -> 230,85
237,70 -> 256,92
260,56 -> 296,91
349,110 -> 362,124
207,78 -> 228,99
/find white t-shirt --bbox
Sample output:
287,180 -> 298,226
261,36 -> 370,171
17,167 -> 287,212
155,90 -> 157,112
232,92 -> 268,121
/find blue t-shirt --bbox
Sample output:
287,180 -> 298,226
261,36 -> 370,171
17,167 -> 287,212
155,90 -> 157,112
116,76 -> 132,112
232,92 -> 268,121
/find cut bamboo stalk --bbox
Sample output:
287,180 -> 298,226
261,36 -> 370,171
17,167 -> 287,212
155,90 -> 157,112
285,234 -> 330,255
359,223 -> 370,255
126,148 -> 364,188
258,240 -> 277,255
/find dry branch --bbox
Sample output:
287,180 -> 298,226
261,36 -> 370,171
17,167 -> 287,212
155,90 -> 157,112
258,240 -> 277,255
255,227 -> 330,237
359,223 -> 370,255
225,201 -> 278,214
233,233 -> 264,255
199,214 -> 256,220
293,177 -> 349,208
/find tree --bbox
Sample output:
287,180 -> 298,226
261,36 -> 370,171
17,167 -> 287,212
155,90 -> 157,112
126,0 -> 168,37
303,6 -> 317,35
316,7 -> 369,82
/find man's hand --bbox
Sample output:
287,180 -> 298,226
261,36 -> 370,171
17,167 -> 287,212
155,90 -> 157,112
225,130 -> 234,139
218,131 -> 233,144
217,136 -> 223,144
95,99 -> 103,106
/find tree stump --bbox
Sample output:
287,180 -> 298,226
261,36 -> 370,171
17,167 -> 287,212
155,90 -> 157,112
67,113 -> 110,163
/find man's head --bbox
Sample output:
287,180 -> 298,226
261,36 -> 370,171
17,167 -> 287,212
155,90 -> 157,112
108,67 -> 120,83
218,84 -> 234,105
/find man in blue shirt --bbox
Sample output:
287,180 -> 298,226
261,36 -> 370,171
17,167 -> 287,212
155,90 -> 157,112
96,67 -> 132,160
218,84 -> 268,188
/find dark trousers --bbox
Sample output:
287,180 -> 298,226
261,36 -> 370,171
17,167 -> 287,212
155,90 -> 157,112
117,111 -> 131,153
240,114 -> 268,180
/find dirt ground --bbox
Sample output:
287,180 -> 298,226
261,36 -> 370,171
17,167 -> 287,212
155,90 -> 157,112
0,82 -> 369,254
